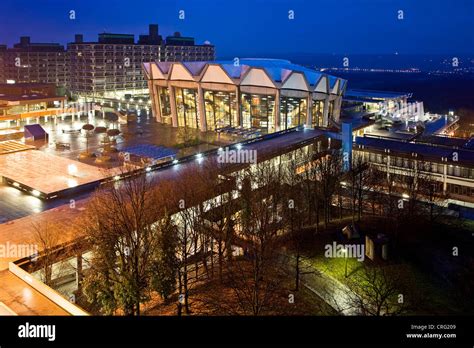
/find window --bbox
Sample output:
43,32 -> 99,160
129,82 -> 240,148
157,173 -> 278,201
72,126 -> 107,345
158,87 -> 171,116
328,100 -> 335,119
204,90 -> 236,131
174,87 -> 199,129
241,93 -> 275,133
280,96 -> 307,129
312,100 -> 324,127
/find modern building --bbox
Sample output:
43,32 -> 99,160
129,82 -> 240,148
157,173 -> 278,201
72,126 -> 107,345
343,89 -> 424,123
0,37 -> 68,88
354,134 -> 474,203
0,25 -> 215,107
0,83 -> 66,134
68,25 -> 215,102
143,59 -> 346,133
163,32 -> 214,62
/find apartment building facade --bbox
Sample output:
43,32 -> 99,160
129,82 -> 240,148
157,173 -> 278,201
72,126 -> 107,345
0,25 -> 215,102
68,25 -> 215,101
0,37 -> 68,88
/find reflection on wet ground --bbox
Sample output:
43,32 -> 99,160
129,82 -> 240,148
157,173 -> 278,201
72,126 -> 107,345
0,112 -> 239,222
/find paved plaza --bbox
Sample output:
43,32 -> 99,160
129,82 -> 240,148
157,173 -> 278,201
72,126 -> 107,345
0,150 -> 112,197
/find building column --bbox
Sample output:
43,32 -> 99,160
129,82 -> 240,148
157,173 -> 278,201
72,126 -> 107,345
235,86 -> 241,127
149,81 -> 162,123
169,86 -> 178,127
443,162 -> 447,193
274,89 -> 280,132
197,85 -> 206,131
386,151 -> 391,180
333,96 -> 342,123
306,93 -> 313,127
322,96 -> 330,127
76,253 -> 83,291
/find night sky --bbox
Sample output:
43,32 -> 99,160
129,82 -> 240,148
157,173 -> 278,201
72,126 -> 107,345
0,0 -> 472,58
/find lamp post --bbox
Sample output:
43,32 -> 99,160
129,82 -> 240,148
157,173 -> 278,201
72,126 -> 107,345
342,247 -> 348,278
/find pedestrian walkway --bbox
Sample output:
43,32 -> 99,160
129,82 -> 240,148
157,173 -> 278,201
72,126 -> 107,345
281,253 -> 359,315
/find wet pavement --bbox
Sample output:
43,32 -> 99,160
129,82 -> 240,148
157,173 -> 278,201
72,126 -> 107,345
0,112 -> 239,222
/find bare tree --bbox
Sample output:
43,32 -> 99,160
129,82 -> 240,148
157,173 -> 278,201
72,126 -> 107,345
31,221 -> 61,286
347,153 -> 375,222
281,150 -> 307,291
345,264 -> 416,316
314,149 -> 343,229
224,160 -> 287,315
81,170 -> 162,315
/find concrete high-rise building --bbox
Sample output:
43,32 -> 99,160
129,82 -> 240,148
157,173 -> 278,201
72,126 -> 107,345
67,24 -> 215,102
0,37 -> 68,87
0,25 -> 215,105
163,32 -> 214,62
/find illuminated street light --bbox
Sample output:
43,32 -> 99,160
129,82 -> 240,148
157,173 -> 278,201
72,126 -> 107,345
342,247 -> 349,277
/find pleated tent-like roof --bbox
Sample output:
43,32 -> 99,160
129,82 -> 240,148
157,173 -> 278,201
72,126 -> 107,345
144,58 -> 346,95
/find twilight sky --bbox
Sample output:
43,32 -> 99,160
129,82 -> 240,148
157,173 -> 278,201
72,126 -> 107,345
0,0 -> 472,58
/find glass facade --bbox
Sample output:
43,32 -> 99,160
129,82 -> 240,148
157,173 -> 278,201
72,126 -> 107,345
158,84 -> 337,133
241,93 -> 275,133
158,87 -> 171,116
204,90 -> 236,131
280,97 -> 307,130
311,100 -> 324,127
174,87 -> 199,129
328,100 -> 335,120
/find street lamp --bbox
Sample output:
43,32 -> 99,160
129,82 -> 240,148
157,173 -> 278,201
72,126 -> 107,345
342,247 -> 348,277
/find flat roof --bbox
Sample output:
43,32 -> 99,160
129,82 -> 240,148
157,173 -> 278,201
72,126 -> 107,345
424,115 -> 457,135
344,89 -> 412,102
355,136 -> 474,166
339,116 -> 374,131
0,150 -> 126,197
364,129 -> 418,141
416,135 -> 471,149
0,95 -> 66,104
0,83 -> 56,88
